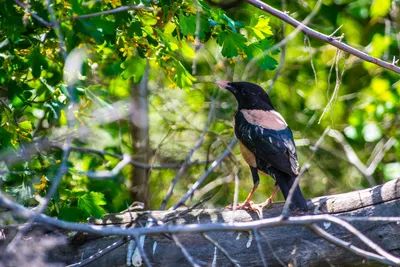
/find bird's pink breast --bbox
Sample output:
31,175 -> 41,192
241,109 -> 287,130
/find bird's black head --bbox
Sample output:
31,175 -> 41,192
216,81 -> 274,110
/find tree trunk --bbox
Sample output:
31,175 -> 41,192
129,61 -> 150,208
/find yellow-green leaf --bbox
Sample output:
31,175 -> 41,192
371,0 -> 391,17
180,41 -> 195,58
251,16 -> 272,40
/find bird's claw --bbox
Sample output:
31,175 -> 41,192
226,201 -> 265,219
259,197 -> 273,209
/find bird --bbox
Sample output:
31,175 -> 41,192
216,81 -> 308,213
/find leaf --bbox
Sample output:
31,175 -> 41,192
128,21 -> 143,37
179,11 -> 210,38
250,16 -> 272,40
198,0 -> 211,15
217,31 -> 246,58
370,0 -> 391,17
243,39 -> 278,70
174,61 -> 196,89
371,34 -> 391,58
180,41 -> 195,58
121,56 -> 147,83
29,46 -> 48,78
140,14 -> 158,26
221,14 -> 238,33
78,192 -> 107,218
179,12 -> 196,36
19,121 -> 32,132
59,207 -> 87,222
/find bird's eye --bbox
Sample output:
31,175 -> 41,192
242,88 -> 250,95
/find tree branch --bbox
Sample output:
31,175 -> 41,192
2,179 -> 400,266
59,5 -> 156,22
244,0 -> 400,74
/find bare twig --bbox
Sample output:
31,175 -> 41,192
49,144 -> 213,170
66,238 -> 131,267
134,235 -> 152,267
243,0 -> 323,80
2,190 -> 400,266
172,235 -> 201,267
202,233 -> 241,267
281,127 -> 331,217
318,37 -> 347,124
259,231 -> 286,267
161,100 -> 216,209
171,138 -> 237,210
366,138 -> 396,176
194,174 -> 234,199
84,154 -> 132,179
244,0 -> 400,74
44,0 -> 67,59
59,5 -> 156,22
309,224 -> 394,265
191,0 -> 202,75
253,230 -> 267,267
327,130 -> 395,186
13,0 -> 52,27
267,0 -> 286,93
304,35 -> 318,84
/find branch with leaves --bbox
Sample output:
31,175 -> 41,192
245,0 -> 400,74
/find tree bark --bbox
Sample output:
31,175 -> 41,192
129,61 -> 151,208
1,179 -> 400,267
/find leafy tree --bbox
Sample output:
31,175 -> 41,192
0,0 -> 399,223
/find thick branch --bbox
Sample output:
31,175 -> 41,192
244,0 -> 400,74
2,179 -> 400,266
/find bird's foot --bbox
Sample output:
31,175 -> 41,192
259,197 -> 273,209
226,201 -> 264,219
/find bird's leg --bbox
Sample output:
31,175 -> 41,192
240,167 -> 259,207
260,184 -> 279,208
233,167 -> 263,218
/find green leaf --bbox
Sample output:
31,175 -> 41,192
29,46 -> 48,78
179,12 -> 210,38
128,20 -> 143,37
243,40 -> 278,70
121,56 -> 147,83
221,14 -> 239,33
78,192 -> 106,218
59,207 -> 87,222
179,12 -> 196,36
217,31 -> 246,58
198,0 -> 211,15
174,61 -> 196,89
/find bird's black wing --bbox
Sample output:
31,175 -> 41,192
235,112 -> 299,176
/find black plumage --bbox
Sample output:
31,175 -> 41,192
216,81 -> 308,212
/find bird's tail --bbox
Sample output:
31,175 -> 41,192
274,171 -> 308,211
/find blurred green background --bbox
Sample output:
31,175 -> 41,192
0,0 -> 399,221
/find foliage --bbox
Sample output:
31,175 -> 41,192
0,0 -> 399,222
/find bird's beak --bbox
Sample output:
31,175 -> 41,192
215,81 -> 229,88
215,81 -> 236,93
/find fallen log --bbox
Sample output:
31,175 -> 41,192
1,179 -> 400,267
